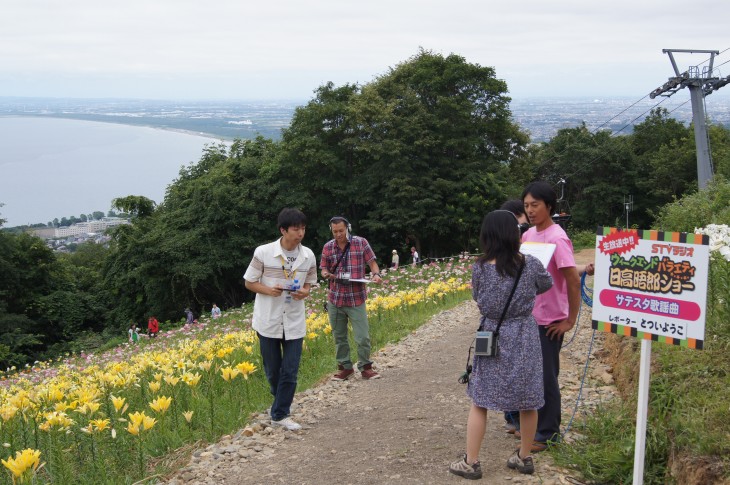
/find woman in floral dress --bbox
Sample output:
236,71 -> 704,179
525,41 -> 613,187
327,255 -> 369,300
450,210 -> 552,479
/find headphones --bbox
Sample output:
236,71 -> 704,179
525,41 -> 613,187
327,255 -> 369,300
329,216 -> 352,233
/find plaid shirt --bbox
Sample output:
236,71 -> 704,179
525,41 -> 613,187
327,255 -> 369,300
320,235 -> 376,307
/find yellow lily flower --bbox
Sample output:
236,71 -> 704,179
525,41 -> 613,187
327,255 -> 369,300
149,396 -> 172,414
235,362 -> 257,380
1,448 -> 41,479
164,375 -> 180,387
110,395 -> 126,413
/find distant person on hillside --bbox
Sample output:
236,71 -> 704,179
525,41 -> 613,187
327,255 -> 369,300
411,247 -> 420,266
184,308 -> 194,325
391,249 -> 399,269
321,216 -> 383,381
147,316 -> 159,338
449,210 -> 552,480
244,208 -> 317,431
211,304 -> 222,320
128,323 -> 140,344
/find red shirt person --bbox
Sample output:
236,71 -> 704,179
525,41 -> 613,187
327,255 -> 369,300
148,316 -> 159,338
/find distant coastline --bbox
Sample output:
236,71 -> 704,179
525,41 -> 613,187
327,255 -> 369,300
3,95 -> 729,143
0,113 -> 228,142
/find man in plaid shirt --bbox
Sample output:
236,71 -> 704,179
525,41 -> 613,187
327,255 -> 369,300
320,216 -> 383,380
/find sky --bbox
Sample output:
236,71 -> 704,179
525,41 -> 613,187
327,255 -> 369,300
1,0 -> 729,101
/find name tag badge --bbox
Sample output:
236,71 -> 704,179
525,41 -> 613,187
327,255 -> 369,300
341,272 -> 351,280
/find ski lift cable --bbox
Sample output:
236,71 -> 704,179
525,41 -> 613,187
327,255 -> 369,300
557,96 -> 672,183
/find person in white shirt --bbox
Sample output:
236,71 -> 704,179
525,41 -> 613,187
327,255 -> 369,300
411,246 -> 420,266
243,208 -> 317,431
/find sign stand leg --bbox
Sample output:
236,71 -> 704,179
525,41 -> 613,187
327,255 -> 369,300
633,339 -> 652,485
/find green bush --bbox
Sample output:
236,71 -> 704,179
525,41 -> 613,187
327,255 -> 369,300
568,228 -> 598,251
652,176 -> 730,232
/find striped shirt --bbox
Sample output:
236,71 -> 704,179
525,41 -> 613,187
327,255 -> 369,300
243,239 -> 317,339
320,236 -> 376,307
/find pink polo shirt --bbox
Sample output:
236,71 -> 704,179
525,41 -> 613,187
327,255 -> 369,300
522,223 -> 576,325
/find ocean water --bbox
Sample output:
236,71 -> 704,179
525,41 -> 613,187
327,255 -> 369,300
0,117 -> 223,227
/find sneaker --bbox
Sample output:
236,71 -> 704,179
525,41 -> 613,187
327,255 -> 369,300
360,364 -> 381,380
331,367 -> 355,381
507,450 -> 534,474
271,417 -> 302,431
449,455 -> 482,480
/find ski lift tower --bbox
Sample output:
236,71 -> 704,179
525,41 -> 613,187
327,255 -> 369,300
650,49 -> 730,189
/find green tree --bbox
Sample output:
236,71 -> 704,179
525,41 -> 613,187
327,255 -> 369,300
103,139 -> 284,325
279,49 -> 525,255
111,195 -> 156,218
534,124 -> 637,229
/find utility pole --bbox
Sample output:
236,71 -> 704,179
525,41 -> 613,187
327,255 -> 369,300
623,195 -> 633,229
649,49 -> 730,189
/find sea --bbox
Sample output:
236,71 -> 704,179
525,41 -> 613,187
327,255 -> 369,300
1,95 -> 729,228
0,117 -> 223,227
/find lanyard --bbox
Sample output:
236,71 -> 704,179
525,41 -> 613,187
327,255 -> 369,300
279,255 -> 297,281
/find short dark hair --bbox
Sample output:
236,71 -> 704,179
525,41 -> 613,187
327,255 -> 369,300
500,199 -> 526,217
521,181 -> 557,215
278,208 -> 307,230
479,210 -> 523,277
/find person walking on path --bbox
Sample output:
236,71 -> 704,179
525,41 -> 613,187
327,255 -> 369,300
391,249 -> 399,269
320,216 -> 383,380
449,210 -> 553,480
244,208 -> 317,431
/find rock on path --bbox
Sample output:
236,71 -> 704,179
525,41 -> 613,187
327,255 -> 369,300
166,280 -> 612,485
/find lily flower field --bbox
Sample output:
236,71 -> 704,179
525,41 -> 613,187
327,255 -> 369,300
0,257 -> 473,484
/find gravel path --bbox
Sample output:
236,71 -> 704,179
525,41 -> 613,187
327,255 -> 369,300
165,252 -> 612,485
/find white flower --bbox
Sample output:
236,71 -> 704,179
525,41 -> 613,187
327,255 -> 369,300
696,224 -> 730,261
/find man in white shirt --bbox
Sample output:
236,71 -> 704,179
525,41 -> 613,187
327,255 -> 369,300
243,208 -> 317,431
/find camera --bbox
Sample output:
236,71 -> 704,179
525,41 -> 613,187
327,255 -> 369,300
474,331 -> 498,357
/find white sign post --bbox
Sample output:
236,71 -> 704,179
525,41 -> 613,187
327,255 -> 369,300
591,227 -> 710,485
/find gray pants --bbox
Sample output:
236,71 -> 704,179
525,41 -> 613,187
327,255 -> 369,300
327,302 -> 372,371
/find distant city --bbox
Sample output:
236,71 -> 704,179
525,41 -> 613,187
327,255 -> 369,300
2,95 -> 729,143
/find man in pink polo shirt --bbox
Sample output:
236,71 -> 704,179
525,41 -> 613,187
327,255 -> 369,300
521,181 -> 581,451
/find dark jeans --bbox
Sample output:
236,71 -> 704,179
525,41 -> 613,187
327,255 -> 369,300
257,332 -> 303,421
504,410 -> 520,428
535,324 -> 564,443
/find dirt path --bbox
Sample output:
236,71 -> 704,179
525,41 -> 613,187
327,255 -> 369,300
167,249 -> 609,485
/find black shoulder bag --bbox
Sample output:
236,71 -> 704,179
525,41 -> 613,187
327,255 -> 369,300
459,257 -> 525,384
322,242 -> 350,311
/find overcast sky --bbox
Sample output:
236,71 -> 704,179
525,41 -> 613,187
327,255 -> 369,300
1,0 -> 728,101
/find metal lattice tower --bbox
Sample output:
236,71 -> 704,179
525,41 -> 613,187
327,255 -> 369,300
649,49 -> 729,189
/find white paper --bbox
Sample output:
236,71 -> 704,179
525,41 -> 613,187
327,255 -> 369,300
519,242 -> 556,268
